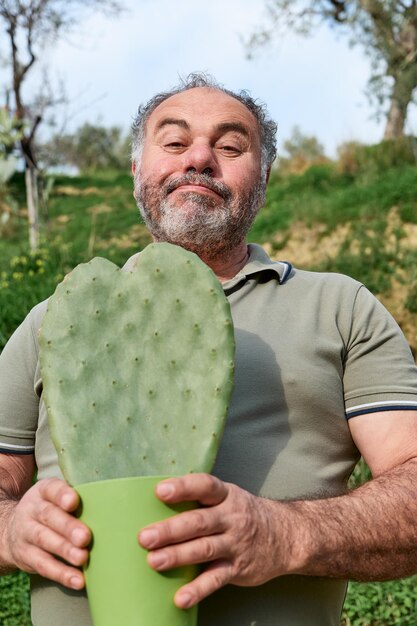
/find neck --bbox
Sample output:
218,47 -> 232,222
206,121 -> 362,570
198,242 -> 250,283
150,237 -> 250,283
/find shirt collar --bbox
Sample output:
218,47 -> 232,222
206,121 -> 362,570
221,243 -> 292,292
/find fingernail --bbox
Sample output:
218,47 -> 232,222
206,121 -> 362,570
177,592 -> 193,609
140,528 -> 158,547
69,547 -> 81,562
61,493 -> 74,509
72,528 -> 88,544
70,576 -> 83,590
157,483 -> 174,498
149,551 -> 167,568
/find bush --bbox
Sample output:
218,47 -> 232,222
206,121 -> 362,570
338,137 -> 417,179
277,126 -> 329,174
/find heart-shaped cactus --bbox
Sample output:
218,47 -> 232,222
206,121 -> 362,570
39,243 -> 235,485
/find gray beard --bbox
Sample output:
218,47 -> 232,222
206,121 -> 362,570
134,172 -> 265,260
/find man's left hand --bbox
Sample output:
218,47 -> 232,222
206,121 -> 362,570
138,473 -> 291,609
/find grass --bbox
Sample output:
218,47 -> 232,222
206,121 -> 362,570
250,164 -> 417,241
0,572 -> 31,626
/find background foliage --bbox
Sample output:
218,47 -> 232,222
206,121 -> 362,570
1,137 -> 417,624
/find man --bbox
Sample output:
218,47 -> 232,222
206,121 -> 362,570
1,73 -> 417,626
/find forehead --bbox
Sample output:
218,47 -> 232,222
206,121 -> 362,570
145,87 -> 260,139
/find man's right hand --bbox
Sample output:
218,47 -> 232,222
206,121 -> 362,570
0,454 -> 91,590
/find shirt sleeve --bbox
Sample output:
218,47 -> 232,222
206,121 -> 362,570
0,301 -> 47,453
343,285 -> 417,418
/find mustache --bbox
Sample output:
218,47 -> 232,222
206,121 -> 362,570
164,173 -> 232,201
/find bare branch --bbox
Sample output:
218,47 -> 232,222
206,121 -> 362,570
0,0 -> 127,249
328,0 -> 349,22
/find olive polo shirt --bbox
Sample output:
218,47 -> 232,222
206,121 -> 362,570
1,243 -> 417,626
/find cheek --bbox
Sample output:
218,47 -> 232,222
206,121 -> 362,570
228,166 -> 260,192
223,154 -> 261,186
141,156 -> 179,183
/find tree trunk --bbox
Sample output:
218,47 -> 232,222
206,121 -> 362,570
25,165 -> 40,252
383,74 -> 414,140
384,98 -> 407,139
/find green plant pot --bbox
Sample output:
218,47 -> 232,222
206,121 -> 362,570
76,476 -> 198,626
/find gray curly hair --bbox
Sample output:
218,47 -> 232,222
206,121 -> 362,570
131,72 -> 277,181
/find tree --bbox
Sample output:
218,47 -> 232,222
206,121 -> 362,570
39,122 -> 131,173
0,0 -> 124,251
279,125 -> 327,172
246,1 -> 417,140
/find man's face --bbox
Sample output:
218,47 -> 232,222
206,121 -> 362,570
133,87 -> 266,259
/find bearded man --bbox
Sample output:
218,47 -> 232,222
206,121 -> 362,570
1,73 -> 417,626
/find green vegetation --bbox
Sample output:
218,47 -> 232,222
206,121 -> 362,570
1,139 -> 417,625
342,578 -> 417,626
0,572 -> 31,626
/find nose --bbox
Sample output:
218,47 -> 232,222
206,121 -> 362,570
182,142 -> 218,177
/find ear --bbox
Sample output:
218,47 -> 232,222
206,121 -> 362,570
131,161 -> 136,175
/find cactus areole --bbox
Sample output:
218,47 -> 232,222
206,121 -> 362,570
39,243 -> 235,485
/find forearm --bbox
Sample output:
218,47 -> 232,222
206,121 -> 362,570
138,467 -> 417,608
0,489 -> 19,574
0,463 -> 28,574
287,457 -> 417,581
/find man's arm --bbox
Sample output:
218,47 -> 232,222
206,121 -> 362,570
139,410 -> 417,609
0,453 -> 90,589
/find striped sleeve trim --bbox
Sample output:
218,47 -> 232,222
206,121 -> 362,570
346,400 -> 417,419
0,441 -> 35,455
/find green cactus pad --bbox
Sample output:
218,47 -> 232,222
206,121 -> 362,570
39,243 -> 235,485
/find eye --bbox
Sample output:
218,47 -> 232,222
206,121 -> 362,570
218,144 -> 242,156
165,141 -> 184,148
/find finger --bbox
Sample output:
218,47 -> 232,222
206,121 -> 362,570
174,560 -> 233,609
27,544 -> 85,590
33,499 -> 91,547
147,534 -> 230,571
139,506 -> 225,549
37,479 -> 80,512
155,474 -> 228,506
26,521 -> 89,567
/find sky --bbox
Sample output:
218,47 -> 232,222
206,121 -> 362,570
23,0 -> 417,158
